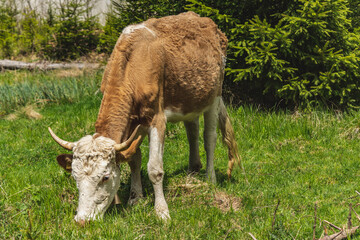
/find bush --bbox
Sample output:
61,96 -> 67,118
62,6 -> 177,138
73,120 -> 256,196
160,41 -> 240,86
187,0 -> 360,109
0,0 -> 17,58
17,10 -> 46,56
0,0 -> 101,60
277,0 -> 360,108
42,0 -> 101,60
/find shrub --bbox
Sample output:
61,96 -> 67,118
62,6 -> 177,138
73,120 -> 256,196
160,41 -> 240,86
277,0 -> 360,108
0,0 -> 17,58
42,0 -> 101,60
187,0 -> 360,109
17,10 -> 46,56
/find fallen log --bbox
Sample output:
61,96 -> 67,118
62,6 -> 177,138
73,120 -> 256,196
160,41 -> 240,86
0,59 -> 100,70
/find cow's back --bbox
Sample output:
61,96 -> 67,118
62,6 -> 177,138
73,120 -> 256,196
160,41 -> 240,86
145,12 -> 228,115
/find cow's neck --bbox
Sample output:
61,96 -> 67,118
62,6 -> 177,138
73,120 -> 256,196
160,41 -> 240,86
95,82 -> 134,143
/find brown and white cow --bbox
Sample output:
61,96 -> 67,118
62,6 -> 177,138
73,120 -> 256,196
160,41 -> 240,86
49,12 -> 241,223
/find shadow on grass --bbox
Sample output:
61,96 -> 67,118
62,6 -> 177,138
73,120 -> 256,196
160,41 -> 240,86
166,164 -> 240,186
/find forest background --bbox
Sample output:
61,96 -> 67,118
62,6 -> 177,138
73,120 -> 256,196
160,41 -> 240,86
1,0 -> 360,110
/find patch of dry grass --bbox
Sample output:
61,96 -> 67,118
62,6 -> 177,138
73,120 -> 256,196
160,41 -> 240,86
167,175 -> 242,213
213,190 -> 242,212
54,68 -> 85,78
4,105 -> 42,120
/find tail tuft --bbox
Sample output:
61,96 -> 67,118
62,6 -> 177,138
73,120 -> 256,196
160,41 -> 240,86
218,99 -> 244,180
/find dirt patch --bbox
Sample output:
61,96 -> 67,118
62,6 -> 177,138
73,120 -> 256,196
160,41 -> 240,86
213,191 -> 242,212
168,175 -> 242,212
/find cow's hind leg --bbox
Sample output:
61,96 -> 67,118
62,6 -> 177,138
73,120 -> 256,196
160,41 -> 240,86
128,148 -> 143,205
203,97 -> 220,184
184,117 -> 202,173
148,116 -> 170,220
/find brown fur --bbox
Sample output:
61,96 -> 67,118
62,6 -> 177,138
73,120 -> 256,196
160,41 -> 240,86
95,12 -> 240,177
96,12 -> 227,144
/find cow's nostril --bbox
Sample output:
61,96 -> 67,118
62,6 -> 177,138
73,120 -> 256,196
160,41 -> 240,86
77,219 -> 87,227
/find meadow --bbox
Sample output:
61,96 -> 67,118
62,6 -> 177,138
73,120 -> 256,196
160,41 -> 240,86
1,70 -> 360,239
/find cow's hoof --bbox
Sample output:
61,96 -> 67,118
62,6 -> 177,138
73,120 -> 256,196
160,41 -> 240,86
155,204 -> 170,221
188,160 -> 202,173
206,170 -> 217,185
128,196 -> 142,206
188,164 -> 202,174
157,209 -> 170,221
128,190 -> 143,206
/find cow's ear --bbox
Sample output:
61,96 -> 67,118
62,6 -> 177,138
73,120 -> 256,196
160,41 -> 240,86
121,136 -> 143,159
116,135 -> 143,163
57,154 -> 73,173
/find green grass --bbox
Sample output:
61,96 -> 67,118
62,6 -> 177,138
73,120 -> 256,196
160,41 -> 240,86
0,69 -> 102,115
1,71 -> 360,239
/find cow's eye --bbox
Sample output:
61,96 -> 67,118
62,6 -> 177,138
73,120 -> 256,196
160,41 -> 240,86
102,175 -> 110,183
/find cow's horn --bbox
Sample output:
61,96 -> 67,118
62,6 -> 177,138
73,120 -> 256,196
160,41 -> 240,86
48,127 -> 75,151
114,125 -> 141,151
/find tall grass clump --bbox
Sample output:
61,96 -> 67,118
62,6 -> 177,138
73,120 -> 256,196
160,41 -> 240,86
0,70 -> 102,115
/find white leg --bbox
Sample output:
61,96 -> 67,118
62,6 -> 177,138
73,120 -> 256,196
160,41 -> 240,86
128,148 -> 143,205
184,117 -> 202,173
203,97 -> 220,184
147,121 -> 170,220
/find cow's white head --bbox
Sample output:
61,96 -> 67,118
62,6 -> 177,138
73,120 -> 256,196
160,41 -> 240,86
48,126 -> 141,225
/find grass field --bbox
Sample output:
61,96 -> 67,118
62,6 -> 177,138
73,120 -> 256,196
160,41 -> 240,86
1,70 -> 360,239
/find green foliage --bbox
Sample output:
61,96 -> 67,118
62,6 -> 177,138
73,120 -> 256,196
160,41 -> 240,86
0,70 -> 102,115
0,1 -> 17,58
17,10 -> 46,56
98,11 -> 121,54
42,0 -> 101,60
187,0 -> 360,109
228,16 -> 296,96
0,0 -> 101,60
277,0 -> 360,108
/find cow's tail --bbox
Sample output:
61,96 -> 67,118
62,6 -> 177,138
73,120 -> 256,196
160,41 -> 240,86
218,98 -> 246,181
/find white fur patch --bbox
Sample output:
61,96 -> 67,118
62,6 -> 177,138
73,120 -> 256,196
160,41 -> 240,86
164,97 -> 221,122
122,23 -> 156,37
71,135 -> 120,222
72,135 -> 116,176
148,127 -> 162,164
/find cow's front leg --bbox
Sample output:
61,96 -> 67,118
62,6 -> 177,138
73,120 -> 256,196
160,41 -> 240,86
128,148 -> 143,205
148,118 -> 170,220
